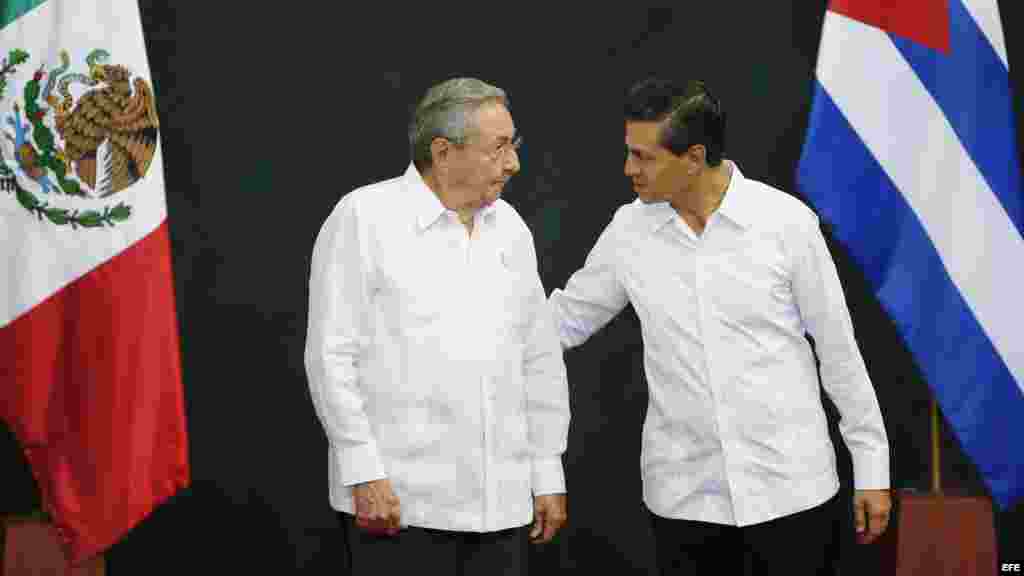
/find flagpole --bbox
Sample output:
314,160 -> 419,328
931,396 -> 942,494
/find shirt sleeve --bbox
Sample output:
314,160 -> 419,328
791,210 -> 890,490
516,224 -> 571,495
304,194 -> 386,487
548,210 -> 630,349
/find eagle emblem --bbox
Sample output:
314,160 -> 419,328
0,48 -> 160,228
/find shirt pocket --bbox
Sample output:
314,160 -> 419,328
399,281 -> 443,329
496,413 -> 531,459
379,253 -> 446,335
388,459 -> 458,506
707,239 -> 793,330
493,250 -> 532,339
376,404 -> 443,459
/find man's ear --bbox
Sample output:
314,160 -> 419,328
686,144 -> 707,172
430,137 -> 452,168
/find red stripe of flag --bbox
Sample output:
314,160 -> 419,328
0,222 -> 190,564
829,0 -> 951,53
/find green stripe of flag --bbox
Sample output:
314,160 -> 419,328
1,0 -> 49,31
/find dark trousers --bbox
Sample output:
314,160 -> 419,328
649,492 -> 842,576
339,512 -> 529,576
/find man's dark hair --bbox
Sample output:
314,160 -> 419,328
624,77 -> 726,166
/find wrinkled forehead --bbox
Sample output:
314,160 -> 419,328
625,120 -> 665,153
472,101 -> 516,141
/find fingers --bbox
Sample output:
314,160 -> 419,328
386,492 -> 402,534
542,512 -> 559,543
353,484 -> 375,523
530,509 -> 545,542
544,507 -> 567,544
353,481 -> 401,537
865,501 -> 891,544
854,492 -> 892,545
354,493 -> 386,534
865,513 -> 887,543
531,497 -> 567,544
853,499 -> 867,538
371,489 -> 399,536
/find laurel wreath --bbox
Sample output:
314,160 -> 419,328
0,48 -> 132,228
1,164 -> 131,227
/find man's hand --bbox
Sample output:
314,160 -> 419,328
530,494 -> 567,544
854,489 -> 892,544
352,479 -> 401,536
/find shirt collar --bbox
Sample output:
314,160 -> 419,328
404,162 -> 498,232
404,163 -> 448,232
647,201 -> 678,234
647,159 -> 753,234
714,161 -> 753,230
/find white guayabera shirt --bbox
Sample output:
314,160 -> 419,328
550,161 -> 889,526
305,163 -> 569,532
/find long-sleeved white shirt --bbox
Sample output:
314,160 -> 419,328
304,163 -> 569,533
550,161 -> 888,526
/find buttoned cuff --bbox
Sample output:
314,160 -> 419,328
335,443 -> 387,487
851,448 -> 890,490
531,456 -> 566,495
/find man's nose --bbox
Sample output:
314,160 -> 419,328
504,148 -> 520,173
624,155 -> 637,176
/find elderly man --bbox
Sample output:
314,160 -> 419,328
304,77 -> 569,575
549,77 -> 891,575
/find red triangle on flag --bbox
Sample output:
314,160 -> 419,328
829,0 -> 950,54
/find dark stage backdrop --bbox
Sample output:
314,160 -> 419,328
1,2 -> 1021,573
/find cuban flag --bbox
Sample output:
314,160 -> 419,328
798,0 -> 1022,509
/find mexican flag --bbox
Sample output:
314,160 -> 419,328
0,0 -> 189,564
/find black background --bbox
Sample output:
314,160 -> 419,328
2,2 -> 1022,573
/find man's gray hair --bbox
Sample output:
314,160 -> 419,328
409,77 -> 509,171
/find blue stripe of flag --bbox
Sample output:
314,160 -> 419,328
798,82 -> 1024,509
889,0 -> 1023,239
